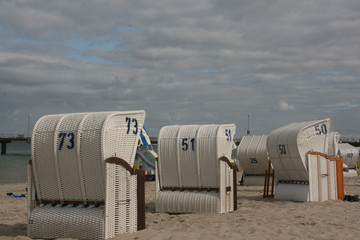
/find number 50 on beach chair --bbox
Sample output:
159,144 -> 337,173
27,111 -> 146,240
155,124 -> 237,213
266,118 -> 344,202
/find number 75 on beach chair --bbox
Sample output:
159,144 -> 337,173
27,111 -> 146,240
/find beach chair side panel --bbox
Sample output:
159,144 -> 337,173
102,111 -> 145,238
105,161 -> 139,238
297,119 -> 331,160
295,119 -> 330,179
217,125 -> 236,213
103,112 -> 146,165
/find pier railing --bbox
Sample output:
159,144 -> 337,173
0,133 -> 31,139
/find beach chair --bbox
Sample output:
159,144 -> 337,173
27,111 -> 146,240
155,124 -> 237,213
338,143 -> 360,177
266,118 -> 344,201
237,135 -> 271,186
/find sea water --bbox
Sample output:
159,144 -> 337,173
0,141 -> 237,184
0,141 -> 31,184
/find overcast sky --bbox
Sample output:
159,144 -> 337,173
1,0 -> 360,137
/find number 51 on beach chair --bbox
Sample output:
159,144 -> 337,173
27,111 -> 146,240
155,124 -> 237,214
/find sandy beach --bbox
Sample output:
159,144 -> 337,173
1,176 -> 360,240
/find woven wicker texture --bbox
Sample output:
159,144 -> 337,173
156,124 -> 236,213
220,159 -> 234,213
105,163 -> 138,238
237,135 -> 269,175
29,111 -> 145,239
31,111 -> 145,202
28,204 -> 105,239
266,118 -> 331,181
31,114 -> 63,200
158,124 -> 235,188
156,191 -> 220,213
27,162 -> 36,219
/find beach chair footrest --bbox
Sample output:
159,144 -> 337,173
28,205 -> 105,240
156,190 -> 220,213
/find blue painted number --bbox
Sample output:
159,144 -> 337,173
279,144 -> 286,155
58,132 -> 75,150
315,124 -> 327,135
126,117 -> 138,135
182,138 -> 195,151
225,129 -> 232,142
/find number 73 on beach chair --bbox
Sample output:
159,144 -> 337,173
27,111 -> 146,240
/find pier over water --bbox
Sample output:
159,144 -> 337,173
0,135 -> 242,155
0,134 -> 31,155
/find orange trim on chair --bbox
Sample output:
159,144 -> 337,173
307,151 -> 344,200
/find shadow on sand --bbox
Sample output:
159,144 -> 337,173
0,223 -> 27,237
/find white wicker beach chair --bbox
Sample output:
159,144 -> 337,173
338,143 -> 359,169
266,118 -> 344,201
27,111 -> 146,240
155,124 -> 237,213
237,135 -> 270,186
338,143 -> 360,177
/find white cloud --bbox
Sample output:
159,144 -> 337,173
0,0 -> 360,136
278,100 -> 295,111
